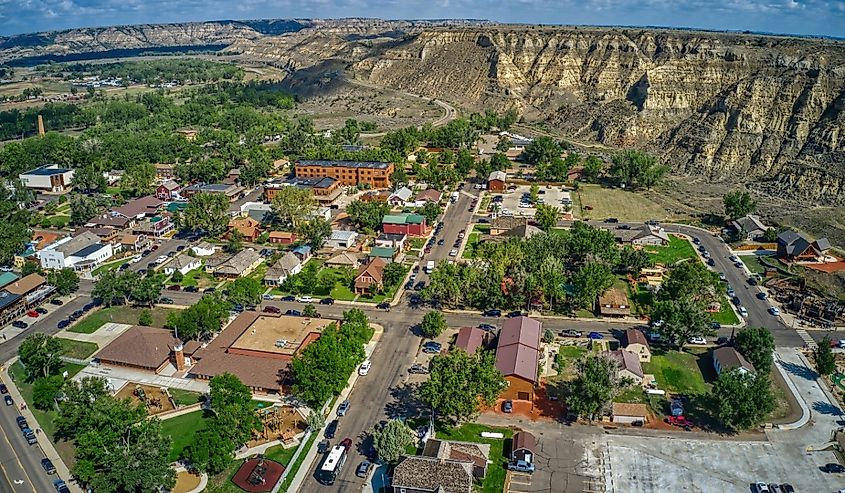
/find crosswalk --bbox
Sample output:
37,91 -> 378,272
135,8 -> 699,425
795,328 -> 817,349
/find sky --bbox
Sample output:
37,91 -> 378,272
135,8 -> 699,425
1,0 -> 844,38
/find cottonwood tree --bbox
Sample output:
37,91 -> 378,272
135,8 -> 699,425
69,193 -> 101,225
226,277 -> 262,306
535,204 -> 561,231
371,419 -> 415,463
418,349 -> 505,423
567,353 -> 620,421
130,275 -> 163,307
651,298 -> 714,349
710,369 -> 774,431
182,192 -> 229,235
299,217 -> 332,249
346,200 -> 391,233
618,246 -> 654,276
660,260 -> 719,303
723,191 -> 756,221
47,268 -> 79,295
610,150 -> 668,189
19,333 -> 63,380
570,262 -> 615,309
734,327 -> 775,374
815,336 -> 836,376
421,311 -> 447,338
306,411 -> 326,431
121,163 -> 156,197
165,295 -> 230,341
271,187 -> 316,229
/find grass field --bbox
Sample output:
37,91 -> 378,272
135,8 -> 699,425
642,349 -> 711,395
160,410 -> 212,462
741,255 -> 771,274
58,338 -> 98,359
8,361 -> 86,439
573,184 -> 670,222
91,258 -> 126,276
645,235 -> 697,265
169,388 -> 203,407
69,306 -> 178,333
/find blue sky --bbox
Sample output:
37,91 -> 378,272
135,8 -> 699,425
1,0 -> 844,38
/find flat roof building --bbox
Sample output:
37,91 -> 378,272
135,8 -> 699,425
295,160 -> 394,188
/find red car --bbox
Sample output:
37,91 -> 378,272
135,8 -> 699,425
26,310 -> 39,318
665,416 -> 693,429
151,245 -> 159,251
263,306 -> 281,314
167,285 -> 181,291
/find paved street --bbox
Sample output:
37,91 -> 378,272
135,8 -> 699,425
0,397 -> 57,493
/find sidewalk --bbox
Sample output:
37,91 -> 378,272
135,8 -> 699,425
281,323 -> 384,493
0,357 -> 83,493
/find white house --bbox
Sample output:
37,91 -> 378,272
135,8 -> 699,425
191,242 -> 217,257
38,232 -> 113,270
163,254 -> 201,276
306,207 -> 332,222
325,230 -> 359,249
388,186 -> 413,206
20,164 -> 75,192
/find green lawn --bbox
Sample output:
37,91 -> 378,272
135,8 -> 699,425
642,350 -> 711,395
160,410 -> 212,462
169,388 -> 203,407
712,295 -> 740,325
176,267 -> 217,288
48,215 -> 70,228
434,423 -> 512,493
8,361 -> 86,439
69,306 -> 179,333
558,346 -> 587,359
410,238 -> 426,249
462,232 -> 481,259
58,338 -> 99,360
91,258 -> 126,276
741,255 -> 771,274
645,235 -> 696,265
272,261 -> 408,304
264,443 -> 297,467
279,432 -> 317,491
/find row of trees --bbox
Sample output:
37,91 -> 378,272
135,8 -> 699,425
290,309 -> 373,407
37,59 -> 245,85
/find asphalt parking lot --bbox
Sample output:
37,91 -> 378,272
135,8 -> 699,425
493,185 -> 572,218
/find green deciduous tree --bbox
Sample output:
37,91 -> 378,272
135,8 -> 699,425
209,373 -> 260,445
723,191 -> 756,221
660,260 -> 719,304
71,165 -> 107,193
419,202 -> 442,225
610,150 -> 668,190
33,375 -> 64,410
166,295 -> 230,341
418,349 -> 505,423
298,217 -> 332,249
121,163 -> 156,197
138,309 -> 153,326
184,424 -> 235,475
710,369 -> 774,431
618,246 -> 655,276
734,327 -> 775,375
421,311 -> 447,338
19,333 -> 63,380
521,136 -> 563,166
271,187 -> 316,229
226,230 -> 243,253
69,193 -> 101,226
303,303 -> 318,318
47,268 -> 79,295
567,353 -> 620,421
651,299 -> 714,349
130,275 -> 164,307
346,200 -> 391,232
582,155 -> 604,182
815,336 -> 836,376
226,277 -> 262,307
306,410 -> 326,431
371,419 -> 415,463
182,193 -> 229,235
535,204 -> 561,231
383,262 -> 406,288
571,262 -> 615,309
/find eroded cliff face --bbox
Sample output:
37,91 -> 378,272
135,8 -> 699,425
241,26 -> 845,204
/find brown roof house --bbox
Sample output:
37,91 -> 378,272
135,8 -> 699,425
354,257 -> 386,295
228,217 -> 261,242
597,288 -> 630,317
611,402 -> 649,425
392,456 -> 473,493
623,328 -> 651,362
455,327 -> 488,355
604,349 -> 644,385
415,189 -> 442,203
210,249 -> 263,279
495,316 -> 541,403
713,347 -> 756,376
264,252 -> 302,286
94,326 -> 195,374
325,252 -> 361,269
422,439 -> 490,479
511,431 -> 537,463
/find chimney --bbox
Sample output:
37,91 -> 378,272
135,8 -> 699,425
172,342 -> 185,372
37,114 -> 45,136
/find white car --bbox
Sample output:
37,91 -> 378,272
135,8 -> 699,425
751,483 -> 769,493
449,249 -> 458,257
155,255 -> 168,264
687,336 -> 707,345
129,255 -> 142,264
297,296 -> 313,303
769,307 -> 780,316
739,306 -> 749,317
727,289 -> 736,297
358,360 -> 371,376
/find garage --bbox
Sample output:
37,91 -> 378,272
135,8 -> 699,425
611,402 -> 649,425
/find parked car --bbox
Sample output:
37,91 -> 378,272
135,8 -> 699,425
297,295 -> 314,303
285,309 -> 302,317
422,345 -> 441,354
41,458 -> 56,474
376,302 -> 391,311
437,239 -> 445,246
26,310 -> 39,318
502,400 -> 513,413
779,485 -> 794,493
203,287 -> 217,294
325,419 -> 338,439
356,461 -> 373,478
167,285 -> 181,291
769,307 -> 780,316
734,261 -> 744,268
159,297 -> 174,304
767,485 -> 782,493
506,311 -> 522,318
414,281 -> 426,291
448,249 -> 458,257
320,298 -> 335,305
358,360 -> 372,376
587,332 -> 604,340
561,329 -> 582,338
409,364 -> 429,374
484,309 -> 502,317
747,277 -> 758,286
604,218 -> 619,223
4,395 -> 13,406
404,281 -> 415,290
16,416 -> 28,430
716,336 -> 730,345
707,258 -> 716,267
757,292 -> 769,300
12,320 -> 27,329
687,336 -> 707,345
665,415 -> 693,430
184,286 -> 198,292
54,479 -> 71,493
57,319 -> 69,329
751,482 -> 770,493
0,384 -> 7,394
35,307 -> 48,315
337,400 -> 350,417
317,439 -> 330,454
263,306 -> 281,314
50,299 -> 63,306
507,460 -> 535,473
280,295 -> 295,302
739,306 -> 749,317
478,323 -> 497,332
727,288 -> 736,297
821,463 -> 845,473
